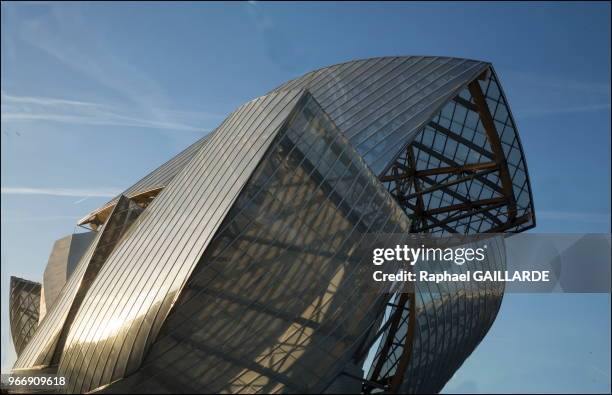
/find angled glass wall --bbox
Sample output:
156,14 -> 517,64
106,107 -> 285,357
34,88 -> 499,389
9,57 -> 536,394
96,94 -> 411,394
39,231 -> 96,321
381,69 -> 534,235
9,277 -> 41,356
14,196 -> 145,370
365,68 -> 533,393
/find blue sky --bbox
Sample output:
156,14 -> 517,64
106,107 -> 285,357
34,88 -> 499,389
1,1 -> 610,393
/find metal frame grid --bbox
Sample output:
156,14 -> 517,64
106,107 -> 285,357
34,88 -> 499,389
9,277 -> 41,356
95,92 -> 411,394
381,69 -> 535,235
10,58 -> 536,395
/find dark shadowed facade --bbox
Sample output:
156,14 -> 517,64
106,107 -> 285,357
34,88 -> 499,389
9,277 -> 41,356
9,56 -> 535,394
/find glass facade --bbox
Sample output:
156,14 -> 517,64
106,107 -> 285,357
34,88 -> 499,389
9,277 -> 41,356
14,196 -> 145,369
104,94 -> 411,393
381,69 -> 534,234
365,69 -> 534,393
39,231 -> 96,322
365,236 -> 506,393
55,89 -> 307,393
9,57 -> 535,394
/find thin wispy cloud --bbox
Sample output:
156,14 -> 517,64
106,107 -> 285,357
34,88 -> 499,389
1,186 -> 121,198
8,6 -> 222,134
3,1 -> 52,6
18,6 -> 166,114
590,364 -> 611,380
504,70 -> 611,118
538,210 -> 611,224
516,103 -> 611,117
505,70 -> 611,96
1,91 -> 214,132
1,215 -> 81,224
73,196 -> 90,204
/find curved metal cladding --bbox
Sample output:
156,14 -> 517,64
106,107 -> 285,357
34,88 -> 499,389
10,57 -> 535,394
95,92 -> 411,394
81,58 -> 533,236
79,56 -> 489,228
9,277 -> 41,356
13,196 -> 145,370
404,239 -> 506,394
56,89 -> 312,393
39,232 -> 96,322
269,56 -> 491,176
362,69 -> 534,392
266,57 -> 534,393
364,236 -> 507,394
379,68 -> 535,234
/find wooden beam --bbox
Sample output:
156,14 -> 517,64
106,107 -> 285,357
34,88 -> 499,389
388,294 -> 416,393
411,141 -> 504,196
379,161 -> 498,182
402,202 -> 459,234
416,174 -> 504,227
406,146 -> 428,232
368,293 -> 411,385
77,186 -> 164,227
416,161 -> 497,177
401,167 -> 498,201
423,196 -> 507,216
416,200 -> 507,232
453,96 -> 478,112
468,79 -> 517,221
427,121 -> 495,160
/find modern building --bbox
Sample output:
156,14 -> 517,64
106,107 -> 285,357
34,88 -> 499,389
9,56 -> 535,393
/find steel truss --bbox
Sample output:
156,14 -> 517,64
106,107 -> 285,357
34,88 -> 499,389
380,71 -> 533,236
367,69 -> 535,393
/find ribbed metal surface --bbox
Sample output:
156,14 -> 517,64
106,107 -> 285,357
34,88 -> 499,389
365,237 -> 506,394
14,197 -> 144,369
56,89 -> 307,393
119,135 -> 210,200
11,56 -> 536,394
39,235 -> 70,322
96,92 -> 412,393
404,251 -> 505,394
9,277 -> 41,356
84,57 -> 487,221
401,72 -> 532,392
39,232 -> 96,321
270,56 -> 490,175
363,71 -> 534,393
